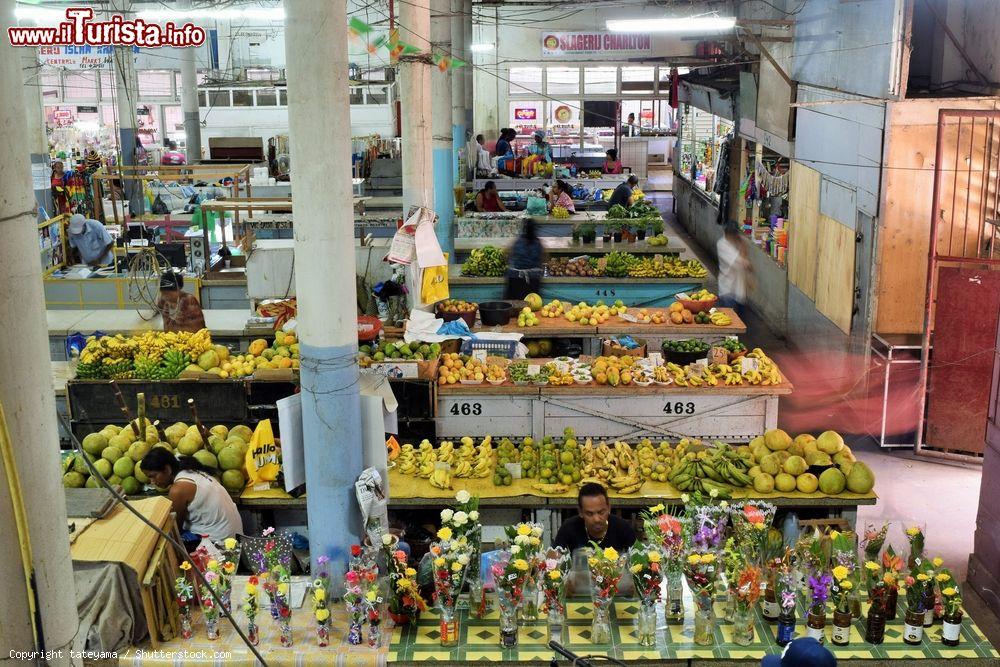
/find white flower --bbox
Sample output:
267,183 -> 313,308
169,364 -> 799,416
708,488 -> 719,498
457,553 -> 470,566
469,511 -> 479,522
511,544 -> 521,554
440,509 -> 454,523
514,534 -> 530,545
381,533 -> 393,546
453,511 -> 468,526
531,525 -> 543,538
455,490 -> 471,504
681,493 -> 690,503
720,500 -> 729,509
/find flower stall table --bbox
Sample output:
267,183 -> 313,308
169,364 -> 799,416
120,577 -> 387,667
387,592 -> 998,666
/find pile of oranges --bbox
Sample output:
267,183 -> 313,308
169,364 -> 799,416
436,353 -> 487,385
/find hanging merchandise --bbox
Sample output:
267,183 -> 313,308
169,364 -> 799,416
754,159 -> 789,198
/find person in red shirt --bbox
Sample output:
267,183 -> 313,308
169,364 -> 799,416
474,181 -> 507,212
603,149 -> 623,174
156,270 -> 207,332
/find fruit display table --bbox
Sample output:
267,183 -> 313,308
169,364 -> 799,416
456,212 -> 614,239
435,378 -> 792,444
388,594 -> 999,666
448,272 -> 703,308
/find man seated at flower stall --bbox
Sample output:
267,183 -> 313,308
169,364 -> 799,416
553,482 -> 636,553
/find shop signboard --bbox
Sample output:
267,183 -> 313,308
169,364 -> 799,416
514,108 -> 537,121
37,45 -> 138,69
541,32 -> 652,60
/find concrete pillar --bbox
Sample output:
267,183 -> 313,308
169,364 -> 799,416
284,0 -> 363,588
0,0 -> 79,659
432,0 -> 454,257
463,0 -> 473,139
112,0 -> 143,215
399,0 -> 434,212
450,0 -> 466,184
20,49 -> 51,219
179,2 -> 202,163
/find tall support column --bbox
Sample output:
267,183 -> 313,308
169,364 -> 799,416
284,0 -> 363,586
21,49 -> 51,218
399,0 -> 433,212
112,0 -> 143,216
432,0 -> 454,257
463,0 -> 473,141
450,0 -> 466,185
0,0 -> 79,659
179,2 -> 202,163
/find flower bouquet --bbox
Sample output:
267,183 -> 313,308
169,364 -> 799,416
272,571 -> 293,646
254,527 -> 293,624
938,569 -> 963,646
201,570 -> 221,640
684,551 -> 718,646
642,504 -> 686,619
490,550 -> 531,647
587,543 -> 625,645
775,555 -> 799,646
830,564 -> 855,645
732,564 -> 762,646
905,524 -> 925,569
806,572 -> 832,641
365,576 -> 384,648
175,561 -> 195,639
344,565 -> 366,645
539,548 -> 571,641
924,556 -> 945,625
213,537 -> 240,613
862,521 -> 889,562
730,501 -> 776,566
430,533 -> 473,647
503,522 -> 544,622
830,531 -> 862,618
441,491 -> 485,617
628,546 -> 664,646
881,546 -> 904,620
721,538 -> 747,621
388,549 -> 426,626
244,575 -> 260,645
864,561 -> 889,644
314,556 -> 332,647
902,572 -> 927,645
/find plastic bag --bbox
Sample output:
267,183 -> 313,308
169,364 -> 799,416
244,419 -> 283,492
526,197 -> 548,215
421,262 -> 449,304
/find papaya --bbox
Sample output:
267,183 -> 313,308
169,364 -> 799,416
248,339 -> 268,356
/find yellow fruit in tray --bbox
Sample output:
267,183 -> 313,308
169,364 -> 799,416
764,428 -> 792,451
525,293 -> 543,311
817,430 -> 845,454
775,472 -> 797,492
796,473 -> 819,494
846,461 -> 875,494
753,473 -> 775,493
819,468 -> 847,494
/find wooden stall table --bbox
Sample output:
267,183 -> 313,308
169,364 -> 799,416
388,593 -> 998,666
449,273 -> 703,308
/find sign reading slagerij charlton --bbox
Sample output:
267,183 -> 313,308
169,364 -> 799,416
541,32 -> 652,59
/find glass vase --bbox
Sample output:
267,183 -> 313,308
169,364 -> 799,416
832,610 -> 852,646
762,583 -> 780,621
885,587 -> 899,621
776,609 -> 795,646
280,618 -> 293,647
590,601 -> 612,645
849,589 -> 863,619
693,594 -> 715,646
519,574 -> 540,623
179,606 -> 193,639
547,606 -> 565,644
439,604 -> 460,648
317,618 -> 331,647
665,570 -> 684,621
368,617 -> 382,648
723,586 -> 737,622
732,606 -> 755,646
903,609 -> 924,645
942,611 -> 963,646
247,619 -> 259,646
467,575 -> 493,619
636,602 -> 657,647
865,605 -> 886,644
348,617 -> 364,645
205,615 -> 219,640
497,589 -> 519,648
922,589 -> 936,627
806,610 -> 826,642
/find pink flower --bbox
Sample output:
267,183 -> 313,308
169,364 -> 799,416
351,544 -> 362,557
263,527 -> 275,536
204,570 -> 218,583
394,550 -> 407,562
545,558 -> 559,571
346,570 -> 360,585
317,555 -> 329,566
658,514 -> 681,535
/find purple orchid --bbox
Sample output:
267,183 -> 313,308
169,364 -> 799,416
808,573 -> 833,606
781,590 -> 797,611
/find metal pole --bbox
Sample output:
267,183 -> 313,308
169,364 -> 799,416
450,0 -> 466,184
112,0 -> 143,216
284,0 -> 364,588
0,0 -> 80,658
432,0 -> 454,257
20,48 -> 51,219
179,0 -> 202,164
400,0 -> 434,212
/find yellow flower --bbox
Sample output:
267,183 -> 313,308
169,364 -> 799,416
865,561 -> 880,572
649,504 -> 665,513
630,564 -> 643,574
648,551 -> 661,563
943,587 -> 957,597
906,526 -> 920,537
687,554 -> 701,565
437,527 -> 453,541
224,538 -> 237,550
405,567 -> 417,577
180,561 -> 192,571
755,523 -> 767,531
832,565 -> 850,581
530,536 -> 540,546
315,608 -> 330,622
841,580 -> 854,590
223,561 -> 236,574
588,557 -> 598,568
603,547 -> 619,561
451,562 -> 462,572
932,557 -> 944,568
937,573 -> 951,583
701,553 -> 716,564
917,573 -> 930,582
366,590 -> 377,602
517,524 -> 532,536
246,584 -> 257,596
548,570 -> 562,581
397,578 -> 412,589
207,559 -> 218,570
277,583 -> 288,596
513,559 -> 529,572
434,557 -> 446,568
314,588 -> 326,601
830,530 -> 841,540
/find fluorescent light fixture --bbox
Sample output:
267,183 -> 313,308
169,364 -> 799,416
606,16 -> 736,32
137,8 -> 285,21
469,43 -> 495,52
14,7 -> 67,22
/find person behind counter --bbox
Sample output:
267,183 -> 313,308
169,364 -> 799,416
504,218 -> 545,300
68,213 -> 114,268
603,149 -> 623,175
140,447 -> 243,550
475,180 -> 507,212
474,134 -> 493,175
548,179 -> 576,213
156,269 -> 207,332
495,128 -> 516,174
607,174 -> 639,209
553,482 -> 636,553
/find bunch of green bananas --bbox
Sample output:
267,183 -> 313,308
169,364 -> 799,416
461,246 -> 508,277
603,251 -> 638,278
668,444 -> 754,493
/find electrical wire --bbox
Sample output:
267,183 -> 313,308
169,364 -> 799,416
126,247 -> 172,319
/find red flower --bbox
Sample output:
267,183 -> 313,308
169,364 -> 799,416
248,576 -> 259,585
394,550 -> 407,562
279,606 -> 290,618
351,544 -> 362,557
265,540 -> 276,551
743,504 -> 765,525
657,514 -> 681,535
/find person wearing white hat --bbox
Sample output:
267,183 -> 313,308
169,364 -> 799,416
67,213 -> 114,267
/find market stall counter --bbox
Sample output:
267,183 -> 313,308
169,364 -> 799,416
449,273 -> 703,308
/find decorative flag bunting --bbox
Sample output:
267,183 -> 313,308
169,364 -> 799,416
347,17 -> 463,70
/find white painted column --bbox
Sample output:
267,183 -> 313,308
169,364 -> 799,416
284,0 -> 364,587
0,0 -> 79,659
450,0 -> 466,183
432,0 -> 454,256
179,1 -> 202,163
20,48 -> 51,218
399,0 -> 433,212
463,0 -> 473,139
112,0 -> 143,215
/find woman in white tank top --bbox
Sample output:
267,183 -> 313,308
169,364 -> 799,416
140,447 -> 243,543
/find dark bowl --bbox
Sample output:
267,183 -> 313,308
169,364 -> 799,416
478,301 -> 514,326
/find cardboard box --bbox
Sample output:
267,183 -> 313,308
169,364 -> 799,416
601,338 -> 647,357
252,367 -> 299,381
366,358 -> 439,380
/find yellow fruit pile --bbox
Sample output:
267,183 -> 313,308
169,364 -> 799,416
437,353 -> 487,384
664,347 -> 782,387
517,306 -> 539,327
242,330 -> 300,373
486,364 -> 506,382
564,300 -> 625,325
592,355 -> 639,386
746,429 -> 875,496
540,300 -> 565,317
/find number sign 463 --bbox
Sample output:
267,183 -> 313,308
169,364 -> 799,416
663,401 -> 695,415
449,402 -> 483,416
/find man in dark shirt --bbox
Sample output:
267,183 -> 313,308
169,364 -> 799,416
553,482 -> 636,553
607,174 -> 639,209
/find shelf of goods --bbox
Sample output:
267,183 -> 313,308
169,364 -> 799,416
389,595 -> 998,665
473,177 -> 631,192
457,212 -> 661,238
450,273 -> 703,308
453,236 -> 684,261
